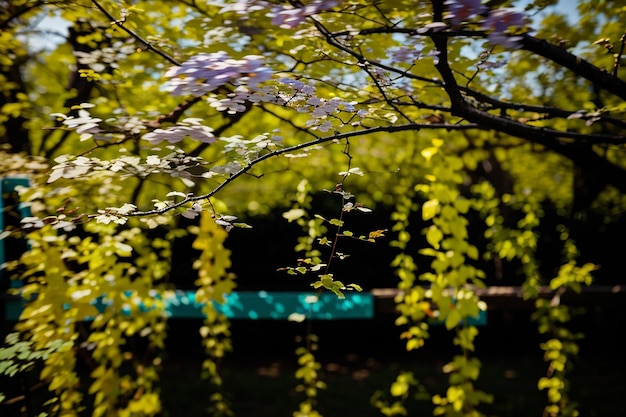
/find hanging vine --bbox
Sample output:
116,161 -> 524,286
190,210 -> 236,417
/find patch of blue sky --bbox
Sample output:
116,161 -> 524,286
458,0 -> 583,99
16,12 -> 71,51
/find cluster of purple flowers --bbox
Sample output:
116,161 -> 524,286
445,0 -> 488,25
445,0 -> 528,48
220,0 -> 338,29
389,42 -> 441,65
142,118 -> 216,145
268,0 -> 340,29
276,78 -> 358,132
481,8 -> 528,49
165,52 -> 272,97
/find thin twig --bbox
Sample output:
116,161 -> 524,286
118,122 -> 478,217
324,139 -> 352,274
613,30 -> 626,76
91,0 -> 181,66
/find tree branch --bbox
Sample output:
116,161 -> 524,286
91,0 -> 181,66
460,87 -> 626,130
520,34 -> 626,101
122,122 -> 479,217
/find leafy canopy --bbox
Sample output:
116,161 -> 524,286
1,1 -> 624,417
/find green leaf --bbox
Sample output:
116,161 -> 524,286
426,226 -> 443,249
390,380 -> 409,397
232,222 -> 253,228
0,360 -> 12,374
444,309 -> 462,330
329,218 -> 344,227
422,199 -> 439,221
283,208 -> 306,222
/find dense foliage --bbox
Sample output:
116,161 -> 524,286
1,0 -> 624,416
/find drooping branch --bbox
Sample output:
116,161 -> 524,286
428,20 -> 626,197
460,105 -> 626,145
431,35 -> 625,149
121,122 -> 479,217
326,12 -> 626,129
520,34 -> 626,101
459,87 -> 626,130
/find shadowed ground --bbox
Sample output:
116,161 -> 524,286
160,305 -> 624,417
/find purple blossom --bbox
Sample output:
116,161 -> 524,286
237,55 -> 272,88
445,0 -> 488,25
207,88 -> 250,114
247,85 -> 287,105
482,8 -> 527,33
389,45 -> 440,65
277,78 -> 317,103
219,0 -> 269,14
278,78 -> 309,92
269,0 -> 339,29
487,33 -> 524,49
142,119 -> 215,145
482,8 -> 528,49
220,0 -> 338,30
165,52 -> 272,96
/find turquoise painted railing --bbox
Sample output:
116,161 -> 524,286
1,177 -> 31,322
90,290 -> 373,321
0,176 -> 375,321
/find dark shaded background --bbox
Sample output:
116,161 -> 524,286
2,190 -> 626,417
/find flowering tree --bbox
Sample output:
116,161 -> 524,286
1,0 -> 624,416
